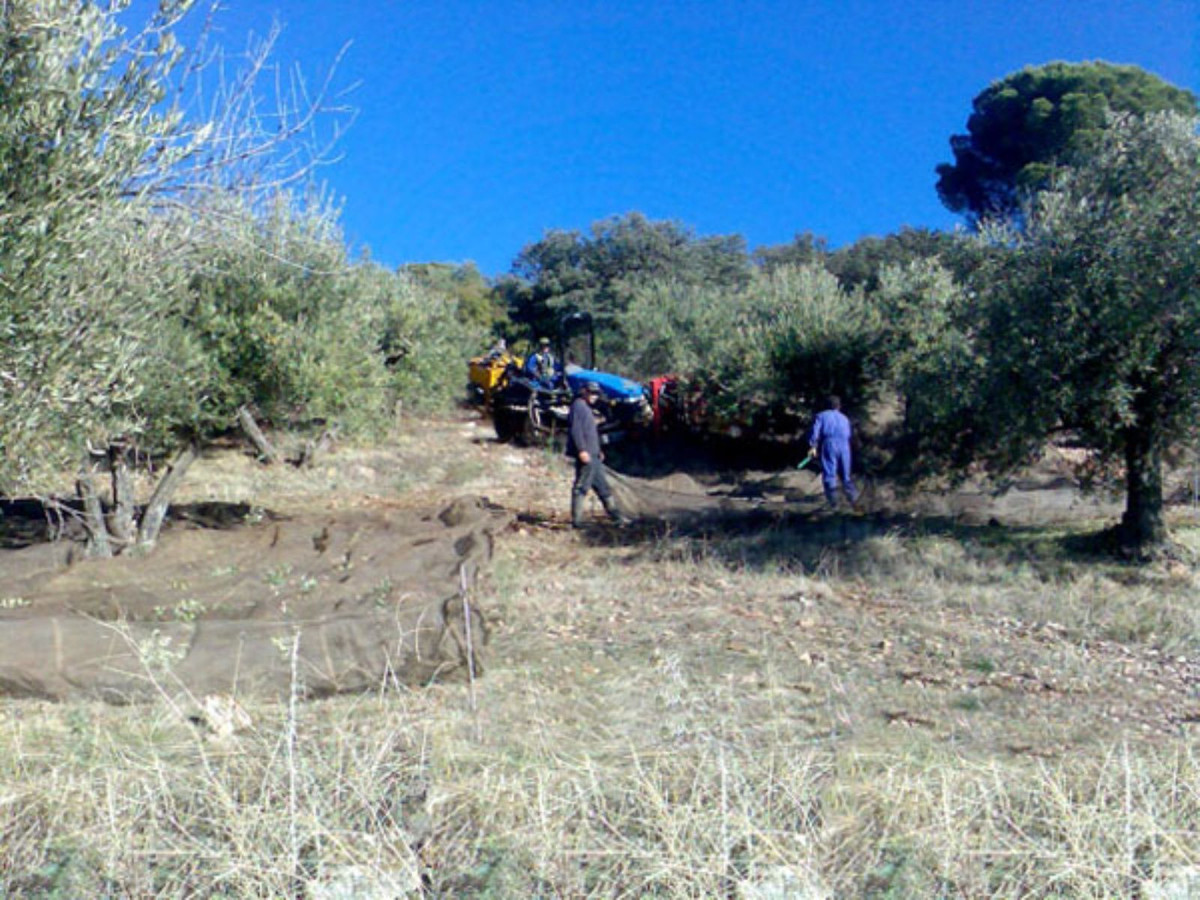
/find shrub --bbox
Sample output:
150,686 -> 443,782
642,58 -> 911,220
622,264 -> 882,433
182,192 -> 487,437
873,258 -> 985,474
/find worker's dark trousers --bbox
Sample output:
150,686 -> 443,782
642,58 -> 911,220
571,458 -> 619,526
820,442 -> 858,508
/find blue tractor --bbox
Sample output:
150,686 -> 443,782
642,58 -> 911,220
490,312 -> 652,445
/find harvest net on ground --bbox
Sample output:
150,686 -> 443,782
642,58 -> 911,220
603,466 -> 827,524
0,497 -> 506,703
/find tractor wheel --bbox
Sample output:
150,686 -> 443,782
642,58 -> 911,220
524,394 -> 567,449
524,394 -> 550,444
493,408 -> 521,443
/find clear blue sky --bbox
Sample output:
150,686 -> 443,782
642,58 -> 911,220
194,0 -> 1198,276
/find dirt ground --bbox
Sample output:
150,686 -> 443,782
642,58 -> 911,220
1,412 -> 1198,750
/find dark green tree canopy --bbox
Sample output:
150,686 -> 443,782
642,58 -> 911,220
752,231 -> 829,273
400,261 -> 506,333
506,212 -> 750,350
753,229 -> 974,295
936,61 -> 1197,223
825,227 -> 970,294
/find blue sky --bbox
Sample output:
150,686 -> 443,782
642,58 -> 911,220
191,1 -> 1198,275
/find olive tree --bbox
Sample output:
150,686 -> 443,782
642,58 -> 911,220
0,0 -> 351,552
622,265 -> 882,434
968,112 -> 1200,555
861,257 -> 992,486
1,2 -> 185,479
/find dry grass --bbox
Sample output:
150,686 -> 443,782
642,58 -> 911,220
3,418 -> 1200,897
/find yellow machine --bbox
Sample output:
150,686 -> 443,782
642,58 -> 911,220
467,351 -> 522,408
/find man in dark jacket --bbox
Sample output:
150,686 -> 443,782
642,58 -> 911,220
566,381 -> 629,527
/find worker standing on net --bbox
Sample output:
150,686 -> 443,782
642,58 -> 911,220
807,394 -> 859,510
566,381 -> 629,527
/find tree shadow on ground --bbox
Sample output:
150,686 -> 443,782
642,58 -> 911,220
0,498 -> 279,550
605,432 -> 805,480
579,504 -> 1152,581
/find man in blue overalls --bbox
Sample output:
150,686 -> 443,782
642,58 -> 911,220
807,395 -> 859,510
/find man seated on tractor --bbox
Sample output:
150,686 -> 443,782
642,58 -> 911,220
524,336 -> 559,388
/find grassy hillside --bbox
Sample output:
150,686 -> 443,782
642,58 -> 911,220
2,417 -> 1199,897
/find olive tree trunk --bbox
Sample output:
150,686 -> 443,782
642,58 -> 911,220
107,439 -> 136,546
69,440 -> 197,557
1118,421 -> 1167,554
238,405 -> 280,464
136,441 -> 198,549
76,471 -> 113,558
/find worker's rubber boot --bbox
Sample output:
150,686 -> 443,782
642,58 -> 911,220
601,495 -> 631,528
571,494 -> 585,528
